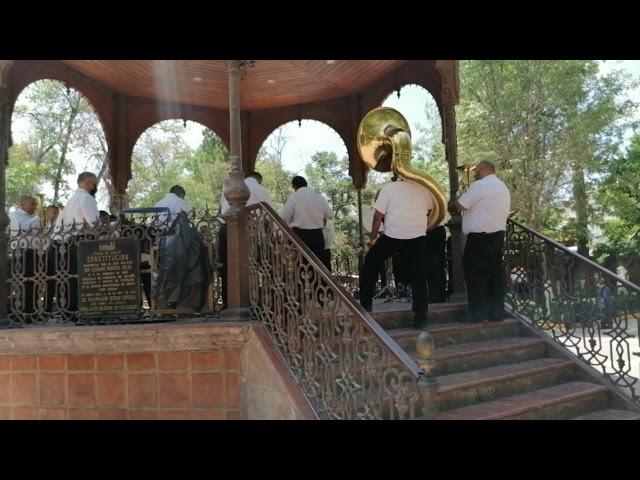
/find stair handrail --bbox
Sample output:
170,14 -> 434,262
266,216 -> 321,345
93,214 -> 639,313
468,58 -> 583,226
508,218 -> 640,294
245,202 -> 435,419
505,217 -> 640,404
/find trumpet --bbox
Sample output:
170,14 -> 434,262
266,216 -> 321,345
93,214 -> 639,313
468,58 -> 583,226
34,193 -> 46,225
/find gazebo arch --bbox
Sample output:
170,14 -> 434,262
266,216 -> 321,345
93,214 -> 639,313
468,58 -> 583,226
253,117 -> 350,171
128,118 -> 229,208
0,59 -> 464,320
9,78 -> 111,205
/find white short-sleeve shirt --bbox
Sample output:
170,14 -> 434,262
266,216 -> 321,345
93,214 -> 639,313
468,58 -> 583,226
458,174 -> 511,235
220,177 -> 273,223
55,188 -> 99,230
9,208 -> 42,249
374,179 -> 434,240
154,192 -> 189,224
9,208 -> 41,236
280,187 -> 334,230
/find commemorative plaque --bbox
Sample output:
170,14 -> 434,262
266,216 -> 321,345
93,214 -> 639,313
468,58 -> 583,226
78,237 -> 141,316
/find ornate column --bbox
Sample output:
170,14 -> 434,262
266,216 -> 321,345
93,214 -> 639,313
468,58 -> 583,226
436,60 -> 466,299
221,60 -> 251,320
0,61 -> 14,326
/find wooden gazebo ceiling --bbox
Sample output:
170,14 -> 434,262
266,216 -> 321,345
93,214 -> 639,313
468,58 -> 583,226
62,60 -> 408,110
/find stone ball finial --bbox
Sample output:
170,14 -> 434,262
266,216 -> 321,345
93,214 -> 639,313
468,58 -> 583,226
416,331 -> 435,359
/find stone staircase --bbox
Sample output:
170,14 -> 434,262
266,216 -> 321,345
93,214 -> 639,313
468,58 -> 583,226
371,301 -> 640,420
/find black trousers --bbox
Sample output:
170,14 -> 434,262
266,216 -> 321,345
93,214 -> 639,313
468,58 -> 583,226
463,231 -> 505,321
318,249 -> 332,273
292,228 -> 328,269
360,235 -> 429,320
425,225 -> 447,303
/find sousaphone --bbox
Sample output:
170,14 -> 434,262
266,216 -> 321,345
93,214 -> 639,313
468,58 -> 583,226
357,107 -> 446,230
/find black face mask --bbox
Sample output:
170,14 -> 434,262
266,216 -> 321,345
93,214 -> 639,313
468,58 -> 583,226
90,186 -> 98,196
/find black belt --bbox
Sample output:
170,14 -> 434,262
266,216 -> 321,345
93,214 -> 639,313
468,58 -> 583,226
468,231 -> 504,237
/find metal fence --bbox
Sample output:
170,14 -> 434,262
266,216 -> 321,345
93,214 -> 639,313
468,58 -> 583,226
505,218 -> 640,404
5,207 -> 223,327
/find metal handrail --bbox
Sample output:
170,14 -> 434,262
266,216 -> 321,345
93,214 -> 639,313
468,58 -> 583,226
505,217 -> 640,404
245,202 -> 425,382
508,218 -> 640,294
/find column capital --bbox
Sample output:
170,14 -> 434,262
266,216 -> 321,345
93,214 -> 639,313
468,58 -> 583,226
435,60 -> 460,107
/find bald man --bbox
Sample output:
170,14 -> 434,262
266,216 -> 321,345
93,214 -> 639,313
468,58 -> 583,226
450,160 -> 511,323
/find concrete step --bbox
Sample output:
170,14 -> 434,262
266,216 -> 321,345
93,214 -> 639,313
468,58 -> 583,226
426,337 -> 547,376
572,409 -> 640,420
372,302 -> 469,330
435,382 -> 609,420
436,357 -> 576,411
388,318 -> 523,350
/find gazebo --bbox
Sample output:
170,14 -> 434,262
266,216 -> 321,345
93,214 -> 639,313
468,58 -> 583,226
0,60 -> 465,321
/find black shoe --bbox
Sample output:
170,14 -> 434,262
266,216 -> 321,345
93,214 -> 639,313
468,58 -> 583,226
413,318 -> 428,330
468,316 -> 486,324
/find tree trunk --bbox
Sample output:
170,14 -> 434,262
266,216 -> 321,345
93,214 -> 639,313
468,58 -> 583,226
53,101 -> 80,203
572,161 -> 590,256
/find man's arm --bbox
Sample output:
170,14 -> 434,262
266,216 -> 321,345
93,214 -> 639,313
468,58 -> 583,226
450,181 -> 481,213
448,198 -> 468,213
82,198 -> 100,226
370,210 -> 385,243
280,195 -> 295,225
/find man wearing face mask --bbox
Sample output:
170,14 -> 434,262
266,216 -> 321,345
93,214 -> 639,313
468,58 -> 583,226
49,172 -> 100,317
54,171 -> 100,232
449,160 -> 511,323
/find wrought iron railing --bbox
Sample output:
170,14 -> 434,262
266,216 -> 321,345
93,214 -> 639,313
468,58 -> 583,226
330,250 -> 360,297
246,202 -> 432,419
505,218 -> 640,404
5,207 -> 222,327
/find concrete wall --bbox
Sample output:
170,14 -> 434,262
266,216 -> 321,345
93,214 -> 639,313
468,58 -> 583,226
0,321 -> 314,420
241,326 -> 316,420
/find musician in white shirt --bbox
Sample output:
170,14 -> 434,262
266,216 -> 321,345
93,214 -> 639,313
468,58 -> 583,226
154,185 -> 189,225
219,171 -> 273,308
280,176 -> 334,265
219,172 -> 273,220
54,172 -> 100,233
360,177 -> 433,329
450,160 -> 511,323
49,171 -> 100,316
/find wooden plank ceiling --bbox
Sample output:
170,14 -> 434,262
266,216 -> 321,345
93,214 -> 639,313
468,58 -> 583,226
62,60 -> 407,110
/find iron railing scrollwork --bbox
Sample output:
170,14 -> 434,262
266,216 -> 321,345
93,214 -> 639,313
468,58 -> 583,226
505,218 -> 640,404
5,207 -> 223,327
246,202 -> 429,419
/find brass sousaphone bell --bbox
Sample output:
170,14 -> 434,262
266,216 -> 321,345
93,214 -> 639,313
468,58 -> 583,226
357,107 -> 446,230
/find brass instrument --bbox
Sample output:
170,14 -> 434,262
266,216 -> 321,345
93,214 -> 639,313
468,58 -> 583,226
34,193 -> 46,225
357,107 -> 447,232
456,163 -> 476,196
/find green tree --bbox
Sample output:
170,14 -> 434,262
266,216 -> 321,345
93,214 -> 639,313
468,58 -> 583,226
411,97 -> 449,190
128,121 -> 192,207
458,60 -> 637,254
8,79 -> 109,207
597,133 -> 640,261
129,124 -> 231,212
254,127 -> 295,210
182,129 -> 230,212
